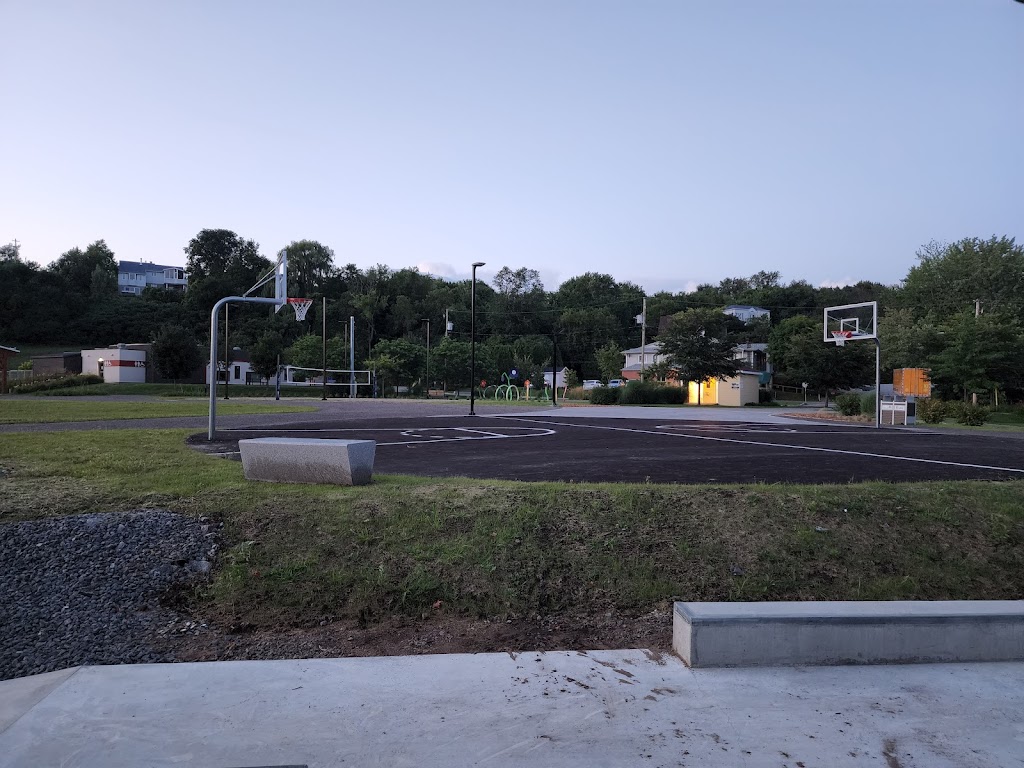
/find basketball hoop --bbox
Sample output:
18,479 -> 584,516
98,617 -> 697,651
831,330 -> 853,347
288,298 -> 313,322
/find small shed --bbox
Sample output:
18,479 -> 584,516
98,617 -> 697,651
687,371 -> 761,406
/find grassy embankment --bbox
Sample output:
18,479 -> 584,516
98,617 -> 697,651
0,400 -> 316,424
0,429 -> 1021,631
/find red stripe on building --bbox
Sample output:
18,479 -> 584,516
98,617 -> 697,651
106,359 -> 146,367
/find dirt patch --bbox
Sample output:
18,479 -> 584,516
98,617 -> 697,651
783,411 -> 874,424
156,607 -> 673,662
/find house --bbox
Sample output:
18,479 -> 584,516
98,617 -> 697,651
206,352 -> 254,386
543,366 -> 571,388
723,305 -> 770,323
619,341 -> 768,406
82,345 -> 147,383
118,261 -> 188,295
620,343 -> 670,381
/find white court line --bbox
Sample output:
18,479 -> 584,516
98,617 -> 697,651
495,417 -> 1024,475
222,425 -> 555,447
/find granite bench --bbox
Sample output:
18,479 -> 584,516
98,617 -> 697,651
238,437 -> 375,486
673,600 -> 1024,667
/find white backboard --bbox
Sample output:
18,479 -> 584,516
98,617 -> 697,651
823,301 -> 878,343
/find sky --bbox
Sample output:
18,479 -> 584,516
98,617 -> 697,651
1,1 -> 1021,294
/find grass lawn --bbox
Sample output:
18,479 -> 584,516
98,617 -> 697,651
0,400 -> 316,424
1,429 -> 1022,632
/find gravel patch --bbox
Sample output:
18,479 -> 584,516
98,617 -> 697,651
0,509 -> 219,680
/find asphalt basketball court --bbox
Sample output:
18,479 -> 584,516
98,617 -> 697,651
211,408 -> 1024,484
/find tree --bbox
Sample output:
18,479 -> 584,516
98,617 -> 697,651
595,341 -> 623,382
902,237 -> 1024,320
183,229 -> 270,288
769,316 -> 873,401
429,338 -> 472,390
90,264 -> 118,300
286,333 -> 344,370
658,309 -> 739,403
279,240 -> 335,298
249,331 -> 285,380
152,325 -> 203,383
927,312 -> 1021,401
366,338 -> 424,390
50,240 -> 117,296
0,242 -> 20,262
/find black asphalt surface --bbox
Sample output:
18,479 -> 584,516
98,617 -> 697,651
208,415 -> 1024,485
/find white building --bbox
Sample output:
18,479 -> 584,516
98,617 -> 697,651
118,261 -> 188,295
723,305 -> 770,323
81,346 -> 147,383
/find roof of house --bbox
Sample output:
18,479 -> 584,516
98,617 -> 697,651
118,260 -> 185,273
723,304 -> 769,313
733,342 -> 769,351
0,345 -> 19,354
621,342 -> 663,355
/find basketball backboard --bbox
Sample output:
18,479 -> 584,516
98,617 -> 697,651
274,250 -> 288,312
823,301 -> 877,343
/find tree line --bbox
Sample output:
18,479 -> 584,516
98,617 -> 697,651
2,233 -> 1022,401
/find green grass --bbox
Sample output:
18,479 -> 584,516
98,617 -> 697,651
1,429 -> 1022,629
0,400 -> 316,424
924,420 -> 1024,433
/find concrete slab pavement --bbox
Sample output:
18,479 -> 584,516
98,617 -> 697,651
2,652 -> 1022,767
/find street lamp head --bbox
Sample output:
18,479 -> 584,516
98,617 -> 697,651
472,262 -> 485,268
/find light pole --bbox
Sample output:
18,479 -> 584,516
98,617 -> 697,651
470,262 -> 485,415
422,318 -> 430,398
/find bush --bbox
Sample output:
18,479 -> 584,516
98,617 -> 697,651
618,381 -> 686,405
588,386 -> 620,405
860,392 -> 876,417
944,401 -> 966,422
758,389 -> 774,405
10,373 -> 103,394
563,386 -> 586,401
835,393 -> 862,416
916,398 -> 946,424
956,403 -> 990,426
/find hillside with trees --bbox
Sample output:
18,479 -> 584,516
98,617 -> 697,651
2,233 -> 1022,402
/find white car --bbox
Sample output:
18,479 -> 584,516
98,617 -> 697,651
607,379 -> 624,388
582,380 -> 603,390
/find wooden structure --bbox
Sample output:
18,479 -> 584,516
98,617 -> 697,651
0,344 -> 19,394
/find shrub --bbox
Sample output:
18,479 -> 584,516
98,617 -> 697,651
618,381 -> 686,405
944,401 -> 966,422
588,386 -> 620,405
10,373 -> 103,394
758,389 -> 774,405
835,393 -> 862,416
563,386 -> 586,401
916,398 -> 946,424
860,392 -> 876,416
956,403 -> 990,426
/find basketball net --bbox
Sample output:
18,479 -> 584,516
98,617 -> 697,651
288,298 -> 313,322
831,330 -> 853,347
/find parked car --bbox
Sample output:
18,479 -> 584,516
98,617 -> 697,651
607,379 -> 624,388
582,380 -> 603,390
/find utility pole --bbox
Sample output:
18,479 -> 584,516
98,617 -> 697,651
445,308 -> 451,337
422,318 -> 431,398
321,297 -> 328,401
973,299 -> 981,405
639,297 -> 647,382
350,316 -> 356,399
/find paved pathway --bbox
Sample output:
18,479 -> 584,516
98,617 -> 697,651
2,653 -> 1021,767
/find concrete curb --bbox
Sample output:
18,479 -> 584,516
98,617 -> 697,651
673,600 -> 1024,667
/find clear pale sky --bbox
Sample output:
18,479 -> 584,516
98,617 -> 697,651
2,1 -> 1020,293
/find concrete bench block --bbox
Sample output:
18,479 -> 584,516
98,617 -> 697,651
239,438 -> 375,486
674,600 -> 1024,668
